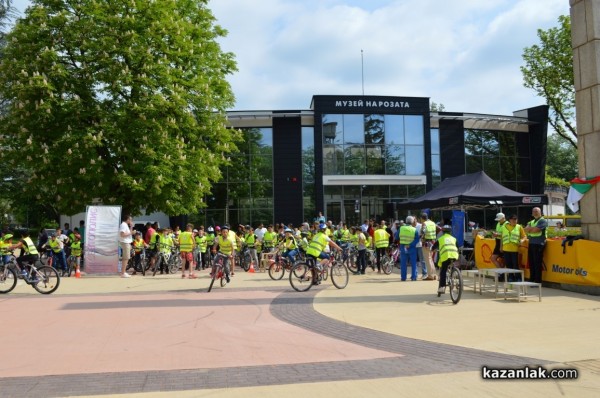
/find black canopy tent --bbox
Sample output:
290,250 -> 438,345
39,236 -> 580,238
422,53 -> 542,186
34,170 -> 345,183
397,171 -> 547,211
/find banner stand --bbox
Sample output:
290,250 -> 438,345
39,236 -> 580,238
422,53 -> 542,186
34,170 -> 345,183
84,205 -> 121,274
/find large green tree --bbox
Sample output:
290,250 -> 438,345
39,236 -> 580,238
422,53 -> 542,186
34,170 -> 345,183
0,0 -> 240,217
521,15 -> 576,148
546,133 -> 578,181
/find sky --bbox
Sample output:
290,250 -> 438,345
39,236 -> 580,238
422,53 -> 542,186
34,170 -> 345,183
10,0 -> 570,116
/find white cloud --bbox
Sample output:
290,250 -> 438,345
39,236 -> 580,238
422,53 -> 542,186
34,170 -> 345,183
10,0 -> 571,115
210,0 -> 570,114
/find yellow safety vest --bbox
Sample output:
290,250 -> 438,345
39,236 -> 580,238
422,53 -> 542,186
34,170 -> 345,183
437,233 -> 459,263
71,241 -> 83,256
502,224 -> 523,246
48,239 -> 62,253
245,233 -> 256,248
23,237 -> 39,255
423,220 -> 437,240
399,225 -> 417,245
218,235 -> 234,255
374,228 -> 389,249
307,232 -> 328,257
263,231 -> 276,248
526,218 -> 547,238
179,231 -> 194,253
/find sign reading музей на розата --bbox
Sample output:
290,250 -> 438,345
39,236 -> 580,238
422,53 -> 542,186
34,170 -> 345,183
310,95 -> 430,115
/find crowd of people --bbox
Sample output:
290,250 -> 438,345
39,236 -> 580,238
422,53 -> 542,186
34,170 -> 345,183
1,207 -> 547,293
116,212 -> 465,293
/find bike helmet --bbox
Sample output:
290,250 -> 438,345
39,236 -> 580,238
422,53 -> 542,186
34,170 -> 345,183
442,225 -> 452,232
221,225 -> 230,231
2,233 -> 13,241
207,226 -> 214,232
319,223 -> 327,230
284,227 -> 293,233
215,226 -> 221,232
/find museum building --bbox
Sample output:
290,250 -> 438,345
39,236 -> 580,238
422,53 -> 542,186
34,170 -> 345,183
193,95 -> 548,228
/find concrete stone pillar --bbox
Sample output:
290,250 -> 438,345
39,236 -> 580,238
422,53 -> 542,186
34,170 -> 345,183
571,0 -> 600,241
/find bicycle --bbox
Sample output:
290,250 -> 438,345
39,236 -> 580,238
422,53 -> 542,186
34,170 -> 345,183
0,256 -> 60,294
151,243 -> 175,276
236,243 -> 252,272
437,260 -> 464,304
267,249 -> 294,280
289,250 -> 349,292
126,248 -> 149,276
208,252 -> 229,292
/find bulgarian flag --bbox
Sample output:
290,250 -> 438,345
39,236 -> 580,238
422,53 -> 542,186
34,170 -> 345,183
567,176 -> 600,213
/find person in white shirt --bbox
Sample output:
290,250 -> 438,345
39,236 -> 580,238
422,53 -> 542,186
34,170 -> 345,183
255,223 -> 267,242
119,215 -> 134,278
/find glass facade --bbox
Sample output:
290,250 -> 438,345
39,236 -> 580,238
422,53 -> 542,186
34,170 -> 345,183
322,114 -> 425,176
191,127 -> 274,227
464,129 -> 531,193
302,126 -> 316,221
320,113 -> 426,224
430,128 -> 441,187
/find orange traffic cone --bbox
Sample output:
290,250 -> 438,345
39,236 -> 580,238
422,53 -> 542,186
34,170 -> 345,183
249,262 -> 255,273
75,268 -> 81,278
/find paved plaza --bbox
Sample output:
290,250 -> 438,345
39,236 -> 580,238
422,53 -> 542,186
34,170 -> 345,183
1,267 -> 600,397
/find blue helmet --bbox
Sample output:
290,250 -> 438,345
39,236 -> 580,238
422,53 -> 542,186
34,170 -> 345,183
319,223 -> 327,230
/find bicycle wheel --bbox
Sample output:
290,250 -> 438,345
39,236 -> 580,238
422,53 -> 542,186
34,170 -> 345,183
66,257 -> 74,277
289,262 -> 314,292
449,266 -> 463,304
330,262 -> 349,289
321,265 -> 329,281
208,265 -> 218,292
242,252 -> 251,272
126,257 -> 136,275
268,262 -> 285,280
168,255 -> 181,274
0,265 -> 18,294
32,266 -> 60,294
220,273 -> 228,287
346,252 -> 359,274
381,255 -> 394,275
152,256 -> 162,276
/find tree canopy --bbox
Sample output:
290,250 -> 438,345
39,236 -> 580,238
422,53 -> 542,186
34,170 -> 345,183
546,133 -> 578,182
0,0 -> 240,217
521,15 -> 576,148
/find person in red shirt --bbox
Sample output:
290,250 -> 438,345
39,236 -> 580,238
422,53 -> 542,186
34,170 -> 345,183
144,222 -> 157,245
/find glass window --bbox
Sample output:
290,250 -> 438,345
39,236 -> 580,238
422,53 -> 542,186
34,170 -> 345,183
464,130 -> 480,156
483,156 -> 500,180
430,128 -> 440,155
431,154 -> 441,178
500,157 -> 517,181
323,145 -> 344,175
227,156 -> 249,182
465,155 -> 481,174
366,145 -> 384,174
480,131 -> 499,156
252,182 -> 273,206
385,145 -> 405,175
322,114 -> 343,144
364,114 -> 385,144
253,155 -> 272,182
385,115 -> 404,145
344,145 -> 365,175
343,114 -> 364,144
249,128 -> 273,156
499,133 -> 516,157
404,115 -> 424,145
302,126 -> 314,150
390,185 -> 408,199
405,145 -> 425,175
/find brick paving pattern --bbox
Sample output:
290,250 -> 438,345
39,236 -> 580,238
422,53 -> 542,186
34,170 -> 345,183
0,286 -> 550,397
